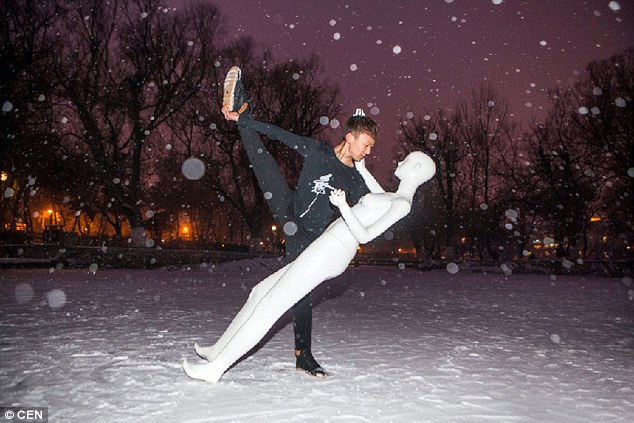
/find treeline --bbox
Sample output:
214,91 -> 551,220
1,0 -> 632,260
1,0 -> 342,248
400,49 -> 633,260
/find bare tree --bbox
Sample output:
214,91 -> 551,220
399,109 -> 465,259
49,0 -> 222,245
0,0 -> 61,238
493,130 -> 542,259
455,82 -> 515,260
575,48 -> 634,242
526,87 -> 600,258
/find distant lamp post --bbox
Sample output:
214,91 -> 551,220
47,209 -> 55,225
271,225 -> 278,254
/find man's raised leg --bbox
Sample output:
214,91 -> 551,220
222,66 -> 326,377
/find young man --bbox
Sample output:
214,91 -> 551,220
208,66 -> 381,377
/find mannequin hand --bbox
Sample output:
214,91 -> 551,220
222,104 -> 240,122
329,189 -> 347,207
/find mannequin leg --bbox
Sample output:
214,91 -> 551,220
184,239 -> 347,382
195,263 -> 292,361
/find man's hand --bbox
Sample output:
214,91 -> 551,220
329,189 -> 347,207
222,104 -> 240,122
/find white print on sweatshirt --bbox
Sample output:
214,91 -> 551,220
300,174 -> 335,218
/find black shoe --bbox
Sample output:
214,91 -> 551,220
295,348 -> 328,378
223,66 -> 250,114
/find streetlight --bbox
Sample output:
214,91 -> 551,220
271,225 -> 278,254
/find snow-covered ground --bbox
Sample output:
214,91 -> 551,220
1,258 -> 632,422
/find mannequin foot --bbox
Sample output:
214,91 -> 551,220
194,342 -> 217,361
182,359 -> 223,383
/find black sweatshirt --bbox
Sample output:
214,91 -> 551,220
238,116 -> 368,237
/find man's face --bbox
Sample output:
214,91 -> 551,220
346,132 -> 376,162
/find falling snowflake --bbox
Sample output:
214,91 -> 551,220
47,289 -> 67,309
283,221 -> 298,236
182,157 -> 205,180
608,1 -> 621,12
15,283 -> 34,304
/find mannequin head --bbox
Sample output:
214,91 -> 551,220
394,152 -> 436,187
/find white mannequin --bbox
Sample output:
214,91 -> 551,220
183,151 -> 436,382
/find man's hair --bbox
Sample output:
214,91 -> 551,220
344,115 -> 378,141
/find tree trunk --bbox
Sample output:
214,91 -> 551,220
130,226 -> 147,247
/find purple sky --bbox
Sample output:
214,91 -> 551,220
174,0 -> 633,181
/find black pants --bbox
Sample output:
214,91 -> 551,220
237,124 -> 316,351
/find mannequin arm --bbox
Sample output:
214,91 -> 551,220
355,159 -> 385,193
330,190 -> 410,244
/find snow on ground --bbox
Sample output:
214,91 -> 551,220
1,258 -> 632,422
